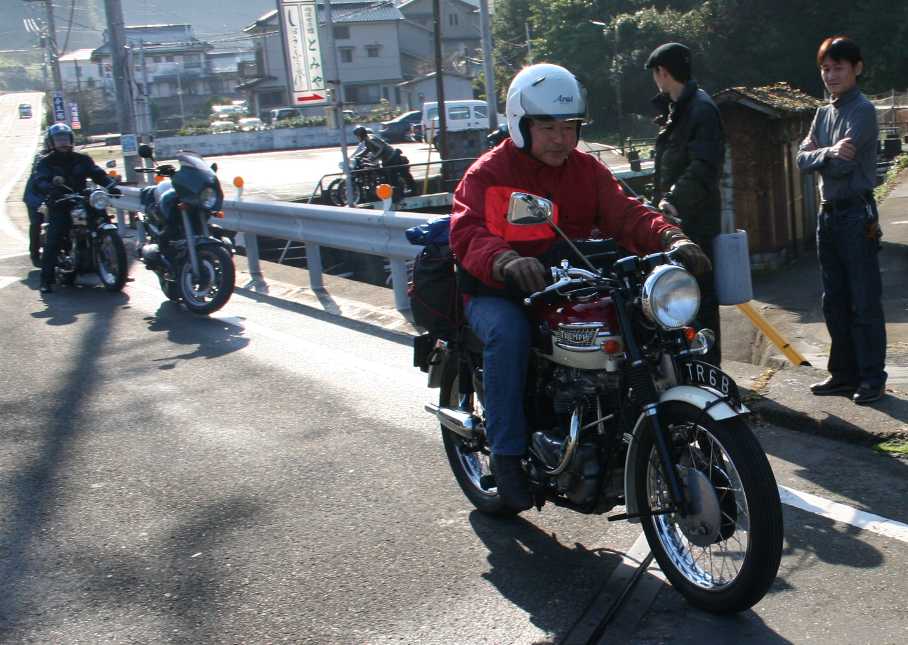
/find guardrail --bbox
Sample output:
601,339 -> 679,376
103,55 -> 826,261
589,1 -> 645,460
112,186 -> 430,312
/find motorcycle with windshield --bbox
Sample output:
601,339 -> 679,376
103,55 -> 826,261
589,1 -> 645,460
133,144 -> 235,315
416,192 -> 783,614
40,176 -> 128,291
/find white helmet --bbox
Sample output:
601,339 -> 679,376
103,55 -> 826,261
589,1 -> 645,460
505,63 -> 588,149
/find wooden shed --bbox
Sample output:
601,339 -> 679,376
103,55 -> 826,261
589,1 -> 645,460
713,83 -> 823,269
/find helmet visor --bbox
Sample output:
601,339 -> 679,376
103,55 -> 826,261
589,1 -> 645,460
51,133 -> 72,148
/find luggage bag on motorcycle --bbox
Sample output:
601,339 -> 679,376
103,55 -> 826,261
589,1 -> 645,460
408,242 -> 461,339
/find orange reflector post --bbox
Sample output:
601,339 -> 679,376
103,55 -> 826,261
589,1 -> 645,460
375,183 -> 393,201
213,210 -> 224,218
601,339 -> 621,354
683,327 -> 698,342
233,176 -> 245,189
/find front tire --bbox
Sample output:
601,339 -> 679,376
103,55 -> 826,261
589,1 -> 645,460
439,358 -> 517,516
634,402 -> 783,614
96,230 -> 128,291
177,245 -> 235,315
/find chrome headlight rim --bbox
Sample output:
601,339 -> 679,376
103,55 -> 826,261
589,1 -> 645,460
89,189 -> 111,210
641,264 -> 701,330
199,187 -> 218,210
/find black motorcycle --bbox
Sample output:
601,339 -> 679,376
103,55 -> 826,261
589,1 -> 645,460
40,178 -> 128,291
326,156 -> 388,206
133,144 -> 235,315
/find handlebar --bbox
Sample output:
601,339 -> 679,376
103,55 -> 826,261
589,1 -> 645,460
523,265 -> 611,305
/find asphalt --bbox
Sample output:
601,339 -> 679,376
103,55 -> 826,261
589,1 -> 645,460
7,165 -> 908,449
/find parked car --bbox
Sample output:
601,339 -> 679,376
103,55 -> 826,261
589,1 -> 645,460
210,120 -> 237,133
238,117 -> 264,132
421,100 -> 504,146
18,103 -> 32,119
271,107 -> 304,123
378,110 -> 421,143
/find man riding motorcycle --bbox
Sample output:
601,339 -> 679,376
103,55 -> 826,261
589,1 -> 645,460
34,123 -> 120,293
449,63 -> 712,511
352,125 -> 416,198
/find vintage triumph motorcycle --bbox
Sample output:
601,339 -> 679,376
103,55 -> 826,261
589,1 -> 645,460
40,178 -> 128,291
133,144 -> 235,315
415,193 -> 783,614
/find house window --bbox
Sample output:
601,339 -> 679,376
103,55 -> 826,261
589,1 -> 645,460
153,56 -> 162,63
346,84 -> 380,104
448,13 -> 459,27
366,45 -> 380,58
334,26 -> 350,40
339,47 -> 353,63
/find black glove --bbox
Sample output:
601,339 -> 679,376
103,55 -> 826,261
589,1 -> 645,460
660,228 -> 712,276
494,250 -> 548,293
107,185 -> 121,196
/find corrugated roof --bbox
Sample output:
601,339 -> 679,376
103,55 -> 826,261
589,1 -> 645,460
714,82 -> 822,116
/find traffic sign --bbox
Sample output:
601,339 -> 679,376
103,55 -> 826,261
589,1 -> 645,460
52,93 -> 66,123
279,0 -> 328,106
120,134 -> 138,156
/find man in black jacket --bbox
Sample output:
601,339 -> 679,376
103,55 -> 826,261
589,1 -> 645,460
352,126 -> 416,198
34,123 -> 119,293
646,43 -> 725,366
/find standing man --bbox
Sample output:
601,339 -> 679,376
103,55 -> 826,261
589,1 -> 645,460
646,43 -> 724,366
797,36 -> 886,405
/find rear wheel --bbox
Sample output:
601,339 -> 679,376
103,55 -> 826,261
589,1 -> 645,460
634,402 -> 783,613
177,245 -> 235,315
95,230 -> 128,291
329,178 -> 361,206
439,358 -> 516,516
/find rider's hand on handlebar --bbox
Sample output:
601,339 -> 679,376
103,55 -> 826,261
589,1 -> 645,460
107,185 -> 121,196
661,228 -> 712,276
494,250 -> 548,293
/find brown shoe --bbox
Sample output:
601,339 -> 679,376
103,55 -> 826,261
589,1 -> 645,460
810,376 -> 857,396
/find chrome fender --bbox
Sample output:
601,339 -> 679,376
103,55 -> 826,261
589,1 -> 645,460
622,385 -> 749,523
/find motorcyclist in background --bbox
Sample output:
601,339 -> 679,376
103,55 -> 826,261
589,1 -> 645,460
34,123 -> 120,293
352,125 -> 416,198
23,147 -> 48,268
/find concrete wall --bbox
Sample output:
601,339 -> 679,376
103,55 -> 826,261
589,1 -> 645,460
153,122 -> 383,158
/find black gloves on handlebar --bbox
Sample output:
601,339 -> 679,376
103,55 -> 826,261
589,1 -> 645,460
660,227 -> 712,276
493,250 -> 548,293
107,185 -> 121,196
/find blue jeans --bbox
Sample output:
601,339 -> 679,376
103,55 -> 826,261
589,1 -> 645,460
817,206 -> 887,388
465,296 -> 531,456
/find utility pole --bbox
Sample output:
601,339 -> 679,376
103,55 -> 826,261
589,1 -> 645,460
432,0 -> 447,161
322,0 -> 355,206
24,0 -> 66,120
103,0 -> 139,182
478,0 -> 497,132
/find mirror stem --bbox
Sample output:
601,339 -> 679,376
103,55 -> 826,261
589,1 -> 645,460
548,221 -> 599,272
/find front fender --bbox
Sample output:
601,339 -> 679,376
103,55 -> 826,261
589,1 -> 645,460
622,385 -> 749,523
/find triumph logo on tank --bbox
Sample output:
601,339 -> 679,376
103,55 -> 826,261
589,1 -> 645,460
554,324 -> 601,347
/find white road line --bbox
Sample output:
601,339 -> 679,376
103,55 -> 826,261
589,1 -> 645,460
0,276 -> 18,290
780,485 -> 908,543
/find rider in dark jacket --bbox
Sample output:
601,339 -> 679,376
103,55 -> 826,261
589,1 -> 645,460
34,123 -> 119,293
23,152 -> 48,267
352,125 -> 416,197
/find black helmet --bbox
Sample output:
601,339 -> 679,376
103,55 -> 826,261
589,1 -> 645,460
353,125 -> 368,138
46,123 -> 74,151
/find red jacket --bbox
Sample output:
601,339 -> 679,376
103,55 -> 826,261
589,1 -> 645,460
450,139 -> 673,288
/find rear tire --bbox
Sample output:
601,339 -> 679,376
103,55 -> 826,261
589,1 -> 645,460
634,402 -> 783,613
439,358 -> 517,516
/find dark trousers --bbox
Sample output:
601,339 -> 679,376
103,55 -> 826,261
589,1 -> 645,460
692,236 -> 721,367
41,207 -> 72,284
26,205 -> 44,259
817,207 -> 887,387
383,153 -> 416,194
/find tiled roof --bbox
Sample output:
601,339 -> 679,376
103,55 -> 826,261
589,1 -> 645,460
714,82 -> 822,116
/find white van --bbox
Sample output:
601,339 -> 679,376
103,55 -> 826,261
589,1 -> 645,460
421,100 -> 500,145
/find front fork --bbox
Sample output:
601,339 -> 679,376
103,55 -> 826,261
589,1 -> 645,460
612,289 -> 689,517
181,210 -> 209,279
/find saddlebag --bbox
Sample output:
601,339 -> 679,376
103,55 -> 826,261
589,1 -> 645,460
408,242 -> 462,338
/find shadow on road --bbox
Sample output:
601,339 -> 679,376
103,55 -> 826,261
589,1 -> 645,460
144,301 -> 249,367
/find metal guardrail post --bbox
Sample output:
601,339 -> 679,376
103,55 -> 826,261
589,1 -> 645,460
307,243 -> 324,290
233,181 -> 268,293
379,190 -> 411,311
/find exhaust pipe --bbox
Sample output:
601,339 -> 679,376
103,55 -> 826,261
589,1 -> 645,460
425,403 -> 482,441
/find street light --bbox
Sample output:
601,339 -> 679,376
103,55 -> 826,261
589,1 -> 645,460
590,20 -> 623,151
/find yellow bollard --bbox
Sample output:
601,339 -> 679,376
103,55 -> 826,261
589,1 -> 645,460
422,129 -> 433,196
735,302 -> 811,367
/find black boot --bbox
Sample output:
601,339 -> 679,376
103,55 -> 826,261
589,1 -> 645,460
491,454 -> 533,512
39,279 -> 53,294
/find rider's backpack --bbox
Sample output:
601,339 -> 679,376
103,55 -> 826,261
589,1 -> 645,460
408,242 -> 461,338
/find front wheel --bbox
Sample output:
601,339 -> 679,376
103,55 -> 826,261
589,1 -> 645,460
328,177 -> 361,206
177,244 -> 235,315
634,402 -> 783,614
95,229 -> 128,291
439,358 -> 517,517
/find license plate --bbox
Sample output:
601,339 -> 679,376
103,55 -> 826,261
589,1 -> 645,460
680,360 -> 742,407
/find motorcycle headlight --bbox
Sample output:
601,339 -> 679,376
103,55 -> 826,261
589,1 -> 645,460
199,187 -> 218,209
89,190 -> 110,210
641,264 -> 700,330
